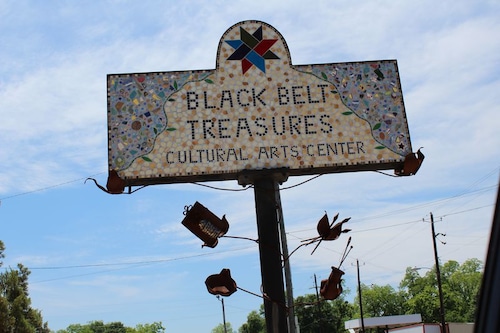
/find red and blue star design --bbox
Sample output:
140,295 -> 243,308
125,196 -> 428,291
225,26 -> 280,74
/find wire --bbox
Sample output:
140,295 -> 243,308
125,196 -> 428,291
0,172 -> 106,202
28,245 -> 255,271
0,171 -> 326,204
345,184 -> 497,225
2,166 -> 496,202
191,174 -> 323,191
191,182 -> 253,191
280,174 -> 323,190
436,204 -> 495,220
349,219 -> 422,233
361,221 -> 428,264
288,217 -> 436,237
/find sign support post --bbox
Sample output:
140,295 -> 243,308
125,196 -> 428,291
253,175 -> 288,333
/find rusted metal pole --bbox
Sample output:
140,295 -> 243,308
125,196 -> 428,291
253,176 -> 288,333
276,187 -> 297,333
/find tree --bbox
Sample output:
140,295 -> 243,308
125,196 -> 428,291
400,258 -> 482,323
212,322 -> 234,333
127,322 -> 165,333
353,284 -> 408,318
294,293 -> 354,333
238,310 -> 265,333
441,259 -> 482,322
0,240 -> 50,333
58,321 -> 166,333
59,323 -> 94,333
98,321 -> 126,333
0,241 -> 4,267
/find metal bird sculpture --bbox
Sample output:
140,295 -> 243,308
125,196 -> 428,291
304,212 -> 351,254
317,212 -> 352,241
284,212 -> 352,262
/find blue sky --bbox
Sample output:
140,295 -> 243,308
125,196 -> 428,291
1,1 -> 499,332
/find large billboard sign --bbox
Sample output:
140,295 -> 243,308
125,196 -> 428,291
107,20 -> 414,186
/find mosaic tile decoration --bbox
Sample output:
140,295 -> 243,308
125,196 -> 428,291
107,20 -> 413,185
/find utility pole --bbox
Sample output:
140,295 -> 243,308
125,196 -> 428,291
430,212 -> 447,333
217,296 -> 228,333
313,274 -> 324,333
357,259 -> 365,333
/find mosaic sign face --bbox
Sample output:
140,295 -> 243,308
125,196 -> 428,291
107,20 -> 413,186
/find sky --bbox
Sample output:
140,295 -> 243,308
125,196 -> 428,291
1,0 -> 499,332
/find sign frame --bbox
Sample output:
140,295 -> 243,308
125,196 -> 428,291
107,21 -> 414,187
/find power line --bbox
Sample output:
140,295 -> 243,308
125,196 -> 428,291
436,204 -> 495,219
286,202 -> 493,241
22,192 -> 492,275
352,185 -> 497,224
28,245 -> 255,271
1,166 -> 497,204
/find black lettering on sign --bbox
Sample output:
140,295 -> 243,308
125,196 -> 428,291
187,92 -> 199,110
184,113 -> 334,140
218,118 -> 231,139
204,91 -> 216,109
254,117 -> 268,136
220,90 -> 234,109
236,89 -> 250,107
203,119 -> 216,139
252,88 -> 266,106
236,118 -> 252,138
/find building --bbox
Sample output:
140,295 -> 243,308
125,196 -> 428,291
345,314 -> 474,333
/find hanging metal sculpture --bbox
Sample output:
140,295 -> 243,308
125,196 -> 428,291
85,170 -> 126,194
181,202 -> 229,248
319,237 -> 353,300
205,268 -> 237,297
320,266 -> 345,300
395,148 -> 425,176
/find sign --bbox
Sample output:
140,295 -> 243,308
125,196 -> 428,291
107,20 -> 414,186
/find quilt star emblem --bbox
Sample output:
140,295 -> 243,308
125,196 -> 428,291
225,26 -> 280,74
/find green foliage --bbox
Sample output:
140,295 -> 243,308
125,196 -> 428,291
400,258 -> 482,323
0,241 -> 50,333
0,241 -> 4,267
294,293 -> 354,333
128,322 -> 165,333
353,284 -> 408,318
238,310 -> 265,333
211,322 -> 234,333
58,323 -> 94,333
57,321 -> 165,333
